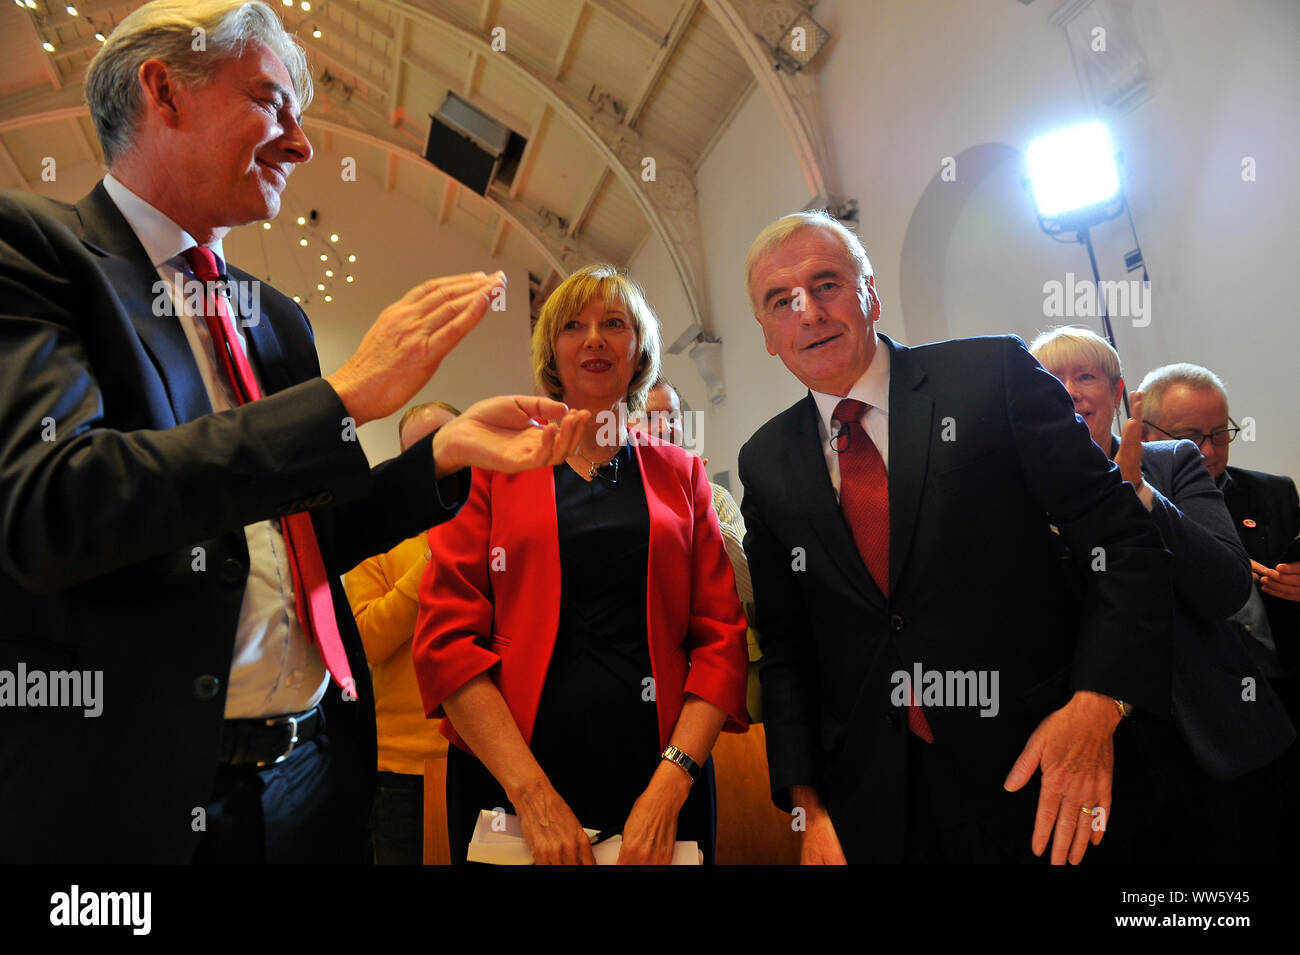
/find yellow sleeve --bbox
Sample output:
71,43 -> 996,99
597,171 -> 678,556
344,536 -> 427,666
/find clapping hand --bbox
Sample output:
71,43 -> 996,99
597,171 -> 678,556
1257,560 -> 1300,601
1115,391 -> 1146,493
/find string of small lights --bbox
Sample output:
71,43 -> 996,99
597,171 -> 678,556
20,1 -> 111,54
262,204 -> 356,309
24,2 -> 323,75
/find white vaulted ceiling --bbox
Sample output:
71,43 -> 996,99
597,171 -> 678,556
0,0 -> 774,320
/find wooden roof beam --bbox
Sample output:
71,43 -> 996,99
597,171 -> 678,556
624,0 -> 699,126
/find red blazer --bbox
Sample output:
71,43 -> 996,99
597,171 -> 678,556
413,434 -> 749,755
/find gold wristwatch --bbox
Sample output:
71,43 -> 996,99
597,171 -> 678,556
661,745 -> 700,782
1114,699 -> 1134,719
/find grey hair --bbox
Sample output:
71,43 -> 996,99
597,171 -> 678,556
744,210 -> 873,313
86,0 -> 312,166
1137,362 -> 1230,426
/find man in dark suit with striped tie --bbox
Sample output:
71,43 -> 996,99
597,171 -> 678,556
0,0 -> 583,864
738,211 -> 1173,864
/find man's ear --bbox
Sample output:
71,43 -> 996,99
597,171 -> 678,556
865,275 -> 882,323
137,59 -> 184,129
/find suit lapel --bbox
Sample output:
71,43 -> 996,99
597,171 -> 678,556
228,264 -> 295,397
788,393 -> 887,612
881,336 -> 933,594
74,183 -> 213,425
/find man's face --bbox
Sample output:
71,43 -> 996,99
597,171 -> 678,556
636,385 -> 683,445
170,41 -> 312,228
1146,384 -> 1233,479
749,227 -> 879,396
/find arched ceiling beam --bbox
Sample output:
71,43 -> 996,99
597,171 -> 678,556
624,0 -> 699,127
703,0 -> 832,202
375,0 -> 713,336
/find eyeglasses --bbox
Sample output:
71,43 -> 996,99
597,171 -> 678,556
1143,418 -> 1240,448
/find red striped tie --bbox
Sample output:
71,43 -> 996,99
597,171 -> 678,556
833,398 -> 932,743
182,246 -> 357,702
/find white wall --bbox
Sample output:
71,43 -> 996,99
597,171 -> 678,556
636,0 -> 1300,485
631,86 -> 809,489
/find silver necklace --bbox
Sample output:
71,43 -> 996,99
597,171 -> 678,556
575,443 -> 620,483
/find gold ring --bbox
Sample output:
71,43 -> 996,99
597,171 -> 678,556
1080,806 -> 1094,815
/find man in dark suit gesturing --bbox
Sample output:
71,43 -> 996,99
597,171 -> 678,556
0,0 -> 583,863
738,212 -> 1172,864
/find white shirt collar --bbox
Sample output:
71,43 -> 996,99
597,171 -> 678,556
811,335 -> 891,433
102,173 -> 226,269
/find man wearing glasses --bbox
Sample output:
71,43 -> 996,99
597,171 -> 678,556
1138,362 -> 1300,855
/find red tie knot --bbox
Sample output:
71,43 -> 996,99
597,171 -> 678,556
181,245 -> 222,283
834,398 -> 868,427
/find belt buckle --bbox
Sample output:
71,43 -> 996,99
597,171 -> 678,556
257,714 -> 300,767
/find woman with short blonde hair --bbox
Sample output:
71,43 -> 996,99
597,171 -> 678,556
531,263 -> 661,414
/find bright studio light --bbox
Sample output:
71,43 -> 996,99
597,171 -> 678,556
1026,121 -> 1119,219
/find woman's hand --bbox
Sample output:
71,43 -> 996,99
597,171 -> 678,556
512,781 -> 596,865
617,762 -> 691,865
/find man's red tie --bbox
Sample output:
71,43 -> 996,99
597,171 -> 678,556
833,398 -> 932,743
182,246 -> 357,702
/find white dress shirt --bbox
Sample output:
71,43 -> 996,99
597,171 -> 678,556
810,339 -> 891,503
102,175 -> 329,718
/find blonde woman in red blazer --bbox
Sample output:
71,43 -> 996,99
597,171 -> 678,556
414,264 -> 748,865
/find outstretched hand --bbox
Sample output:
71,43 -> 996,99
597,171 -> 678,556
327,271 -> 505,426
1004,690 -> 1120,865
432,395 -> 589,477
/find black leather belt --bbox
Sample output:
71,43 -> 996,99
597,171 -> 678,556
218,706 -> 325,767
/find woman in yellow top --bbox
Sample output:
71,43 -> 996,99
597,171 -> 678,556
344,401 -> 460,865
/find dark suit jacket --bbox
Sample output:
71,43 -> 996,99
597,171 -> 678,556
1223,465 -> 1300,675
739,334 -> 1172,863
1134,441 -> 1292,778
0,183 -> 468,863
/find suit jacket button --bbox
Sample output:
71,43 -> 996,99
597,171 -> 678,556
218,558 -> 246,583
884,710 -> 899,727
890,614 -> 905,631
193,675 -> 221,701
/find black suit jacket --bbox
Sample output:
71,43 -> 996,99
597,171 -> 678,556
1223,465 -> 1300,675
0,183 -> 468,863
1130,442 -> 1291,778
739,334 -> 1172,863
